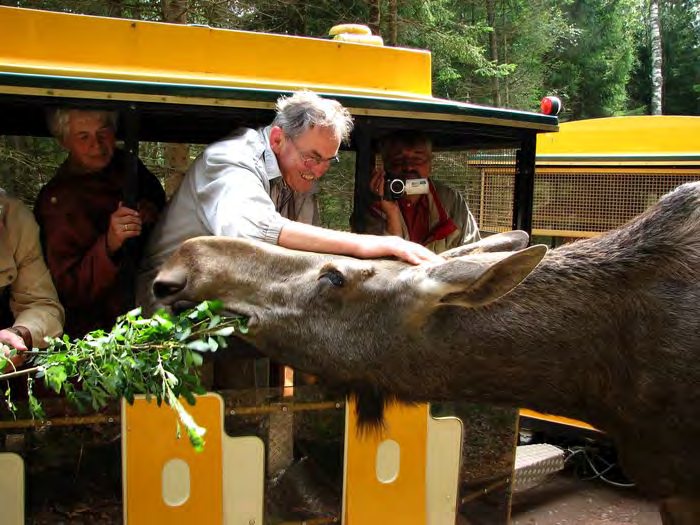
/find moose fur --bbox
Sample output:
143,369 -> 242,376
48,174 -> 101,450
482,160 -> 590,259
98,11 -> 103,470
153,182 -> 700,524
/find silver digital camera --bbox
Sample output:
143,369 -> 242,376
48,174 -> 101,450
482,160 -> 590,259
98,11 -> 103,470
383,176 -> 429,201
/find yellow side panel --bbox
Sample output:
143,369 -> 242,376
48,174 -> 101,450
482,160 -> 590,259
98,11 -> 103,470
344,401 -> 430,524
122,394 -> 224,525
537,116 -> 700,156
519,408 -> 599,432
0,6 -> 432,98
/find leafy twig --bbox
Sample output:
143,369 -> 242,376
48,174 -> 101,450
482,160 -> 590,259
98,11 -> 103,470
0,301 -> 247,452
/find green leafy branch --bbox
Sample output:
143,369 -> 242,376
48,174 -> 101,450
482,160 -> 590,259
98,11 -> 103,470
0,300 -> 247,452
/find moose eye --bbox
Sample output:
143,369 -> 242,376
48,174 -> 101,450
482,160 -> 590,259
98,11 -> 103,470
319,269 -> 345,287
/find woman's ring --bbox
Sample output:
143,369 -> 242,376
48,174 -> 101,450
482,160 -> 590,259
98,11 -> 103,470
123,224 -> 129,232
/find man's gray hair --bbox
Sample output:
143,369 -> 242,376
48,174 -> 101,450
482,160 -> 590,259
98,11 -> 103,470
272,91 -> 354,143
47,108 -> 118,142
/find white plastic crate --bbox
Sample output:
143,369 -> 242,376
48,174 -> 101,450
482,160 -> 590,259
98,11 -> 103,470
513,443 -> 565,493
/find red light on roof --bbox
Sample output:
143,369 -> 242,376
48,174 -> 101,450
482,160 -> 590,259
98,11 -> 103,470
541,96 -> 562,116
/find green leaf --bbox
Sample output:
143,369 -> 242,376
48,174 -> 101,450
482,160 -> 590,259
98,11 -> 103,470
186,340 -> 211,352
44,365 -> 68,394
212,327 -> 235,337
190,352 -> 203,367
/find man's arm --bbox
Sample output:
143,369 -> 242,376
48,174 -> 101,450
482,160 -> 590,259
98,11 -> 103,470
278,221 -> 442,264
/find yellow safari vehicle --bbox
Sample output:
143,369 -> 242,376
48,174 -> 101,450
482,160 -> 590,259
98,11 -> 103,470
0,6 -> 561,525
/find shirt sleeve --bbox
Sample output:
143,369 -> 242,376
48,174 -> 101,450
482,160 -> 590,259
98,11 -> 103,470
8,200 -> 64,346
196,139 -> 290,244
445,186 -> 480,248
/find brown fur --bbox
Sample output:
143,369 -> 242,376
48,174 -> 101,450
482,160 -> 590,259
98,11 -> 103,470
154,182 -> 700,524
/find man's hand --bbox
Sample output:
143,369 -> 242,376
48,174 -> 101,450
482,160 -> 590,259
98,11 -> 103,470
106,202 -> 143,255
355,235 -> 443,265
369,168 -> 403,236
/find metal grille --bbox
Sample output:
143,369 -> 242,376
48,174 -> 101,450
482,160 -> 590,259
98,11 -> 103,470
431,149 -> 517,233
532,170 -> 700,237
432,150 -> 700,237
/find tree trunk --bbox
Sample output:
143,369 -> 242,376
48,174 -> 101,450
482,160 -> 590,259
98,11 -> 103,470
106,0 -> 124,18
650,0 -> 663,115
161,0 -> 187,24
369,0 -> 381,36
161,0 -> 190,197
388,0 -> 397,45
487,0 -> 501,106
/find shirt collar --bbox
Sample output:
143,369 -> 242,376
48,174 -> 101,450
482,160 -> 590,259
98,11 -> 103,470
261,125 -> 282,182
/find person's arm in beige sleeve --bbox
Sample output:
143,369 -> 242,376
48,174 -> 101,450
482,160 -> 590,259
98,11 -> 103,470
6,197 -> 64,349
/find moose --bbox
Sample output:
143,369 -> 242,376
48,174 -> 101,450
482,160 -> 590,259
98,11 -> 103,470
153,182 -> 700,524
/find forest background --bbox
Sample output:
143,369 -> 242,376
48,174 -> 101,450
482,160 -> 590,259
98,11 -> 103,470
1,0 -> 698,229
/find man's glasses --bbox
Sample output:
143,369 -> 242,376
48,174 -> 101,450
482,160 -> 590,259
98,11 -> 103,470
287,135 -> 339,168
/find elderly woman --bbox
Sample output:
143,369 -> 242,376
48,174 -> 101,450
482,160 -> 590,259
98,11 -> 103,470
34,108 -> 166,337
0,190 -> 64,368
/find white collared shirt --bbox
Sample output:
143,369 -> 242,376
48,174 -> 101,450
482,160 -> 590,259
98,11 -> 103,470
137,126 -> 318,310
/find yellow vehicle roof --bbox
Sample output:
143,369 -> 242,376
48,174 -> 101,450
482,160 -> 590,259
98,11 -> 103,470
537,116 -> 700,165
0,5 -> 557,143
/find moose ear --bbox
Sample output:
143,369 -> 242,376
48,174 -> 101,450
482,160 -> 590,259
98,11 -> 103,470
441,231 -> 530,259
421,244 -> 547,307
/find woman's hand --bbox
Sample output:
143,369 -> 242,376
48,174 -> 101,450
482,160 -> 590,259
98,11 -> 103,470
106,202 -> 143,255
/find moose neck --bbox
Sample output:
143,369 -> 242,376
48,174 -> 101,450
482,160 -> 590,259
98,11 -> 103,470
402,239 -> 661,427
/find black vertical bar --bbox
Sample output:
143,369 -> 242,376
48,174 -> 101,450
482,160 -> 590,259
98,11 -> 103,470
350,119 -> 374,233
122,105 -> 140,209
120,105 -> 139,311
512,133 -> 536,237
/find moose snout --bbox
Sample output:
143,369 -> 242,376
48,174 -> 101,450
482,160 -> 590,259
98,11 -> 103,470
152,269 -> 187,301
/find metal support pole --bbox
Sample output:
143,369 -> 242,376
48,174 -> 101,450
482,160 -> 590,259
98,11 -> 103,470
350,119 -> 374,233
120,104 -> 140,311
512,133 -> 536,237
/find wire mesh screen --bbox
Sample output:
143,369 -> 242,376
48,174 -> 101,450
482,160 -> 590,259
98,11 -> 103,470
432,148 -> 700,237
431,149 -> 518,233
533,170 -> 700,236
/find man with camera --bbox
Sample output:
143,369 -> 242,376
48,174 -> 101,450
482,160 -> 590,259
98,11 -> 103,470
365,131 -> 480,253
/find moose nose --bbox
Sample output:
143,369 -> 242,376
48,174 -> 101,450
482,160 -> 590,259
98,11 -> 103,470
153,274 -> 187,300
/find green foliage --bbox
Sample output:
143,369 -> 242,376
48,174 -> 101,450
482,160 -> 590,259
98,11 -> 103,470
0,136 -> 63,206
318,152 -> 356,231
0,301 -> 247,452
395,0 -> 510,101
544,0 -> 640,120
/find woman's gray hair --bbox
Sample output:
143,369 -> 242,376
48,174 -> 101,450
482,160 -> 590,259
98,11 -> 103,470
272,91 -> 354,143
47,108 -> 118,142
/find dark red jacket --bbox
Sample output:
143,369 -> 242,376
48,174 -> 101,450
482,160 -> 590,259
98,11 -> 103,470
35,150 -> 166,338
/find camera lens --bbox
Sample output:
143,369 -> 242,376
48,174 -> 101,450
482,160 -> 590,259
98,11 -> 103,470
389,179 -> 405,195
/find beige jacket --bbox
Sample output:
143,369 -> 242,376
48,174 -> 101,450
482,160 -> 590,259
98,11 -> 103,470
0,191 -> 64,347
